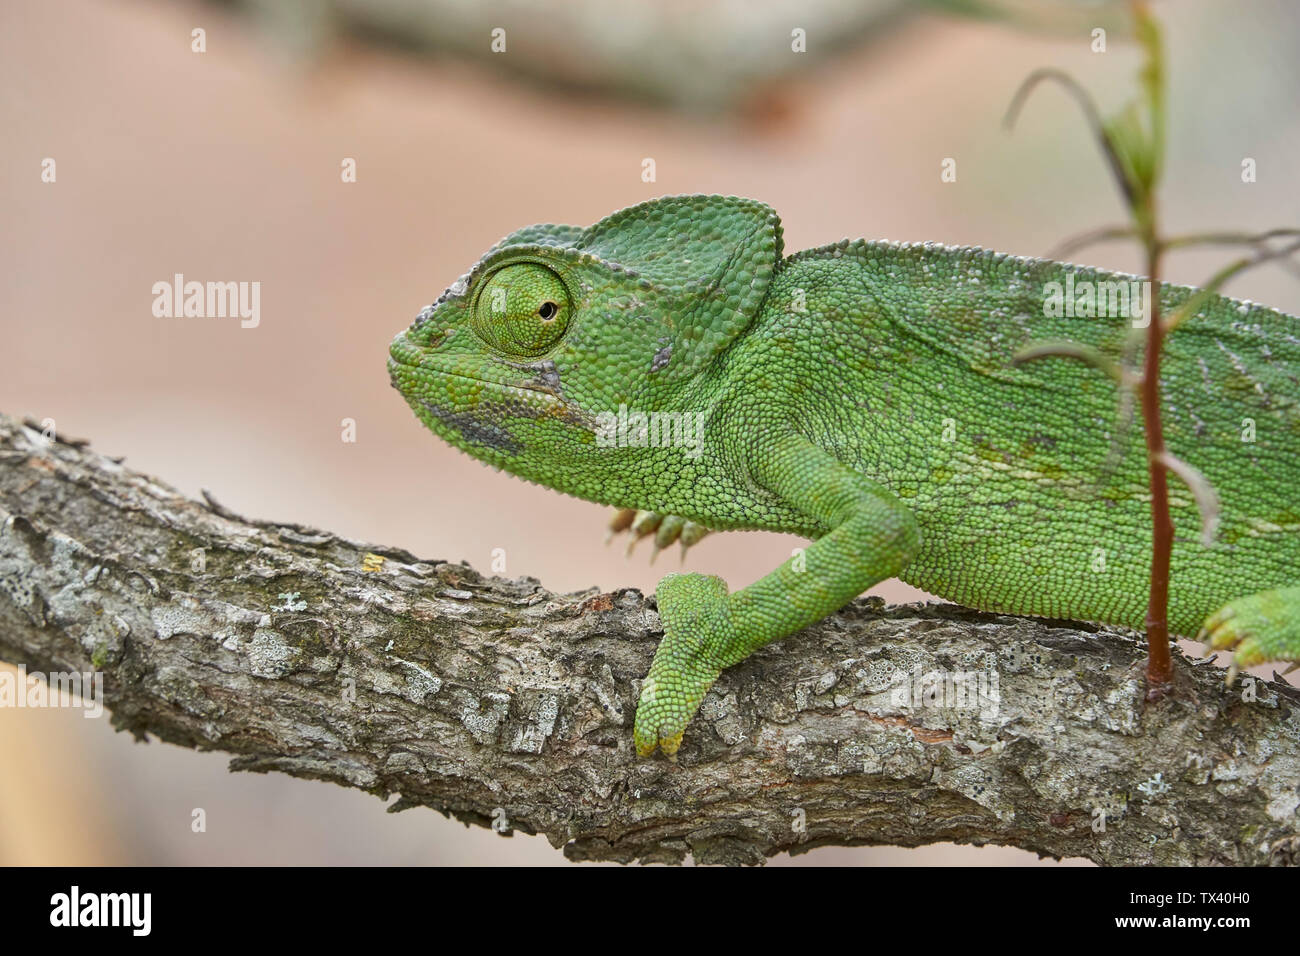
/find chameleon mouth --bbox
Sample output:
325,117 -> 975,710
387,337 -> 563,405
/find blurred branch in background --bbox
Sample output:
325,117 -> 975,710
3,413 -> 1299,865
220,0 -> 1133,117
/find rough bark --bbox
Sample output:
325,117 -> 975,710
1,412 -> 1297,866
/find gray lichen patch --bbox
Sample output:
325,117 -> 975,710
0,565 -> 38,621
151,600 -> 213,641
507,691 -> 560,754
247,628 -> 298,678
382,658 -> 443,703
458,689 -> 512,744
935,762 -> 1013,821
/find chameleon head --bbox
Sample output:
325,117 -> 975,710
387,258 -> 583,471
387,194 -> 785,494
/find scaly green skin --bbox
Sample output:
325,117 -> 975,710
388,195 -> 1300,757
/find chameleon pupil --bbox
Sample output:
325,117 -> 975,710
539,301 -> 557,320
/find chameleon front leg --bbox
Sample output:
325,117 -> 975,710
1200,585 -> 1300,680
634,432 -> 921,757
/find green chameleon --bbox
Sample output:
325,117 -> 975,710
388,195 -> 1300,757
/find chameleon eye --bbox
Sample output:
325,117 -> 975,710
473,264 -> 571,356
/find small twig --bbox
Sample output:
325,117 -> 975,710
1165,237 -> 1300,332
1005,68 -> 1138,211
1156,451 -> 1221,547
1047,225 -> 1140,260
1139,242 -> 1174,692
1011,340 -> 1133,385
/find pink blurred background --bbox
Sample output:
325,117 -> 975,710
2,0 -> 1297,864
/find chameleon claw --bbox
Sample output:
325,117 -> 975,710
606,507 -> 636,545
676,521 -> 709,564
606,508 -> 710,565
625,515 -> 657,555
654,515 -> 685,550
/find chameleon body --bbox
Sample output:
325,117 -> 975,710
389,195 -> 1300,756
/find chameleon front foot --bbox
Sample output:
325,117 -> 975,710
1200,586 -> 1300,682
605,508 -> 709,563
634,572 -> 731,757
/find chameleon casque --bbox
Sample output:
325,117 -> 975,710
388,195 -> 1300,757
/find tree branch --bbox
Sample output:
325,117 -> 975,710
1,412 -> 1298,866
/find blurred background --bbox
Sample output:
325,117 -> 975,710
2,0 -> 1298,865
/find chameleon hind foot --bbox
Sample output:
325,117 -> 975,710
634,572 -> 732,757
1199,585 -> 1300,683
605,508 -> 709,564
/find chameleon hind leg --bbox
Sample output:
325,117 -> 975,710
1200,585 -> 1300,679
634,432 -> 920,757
